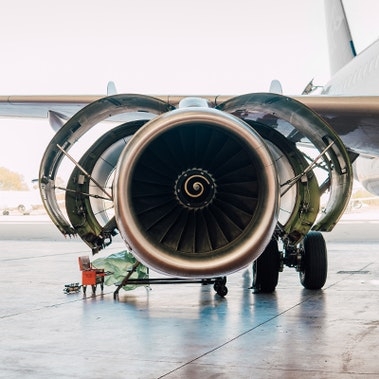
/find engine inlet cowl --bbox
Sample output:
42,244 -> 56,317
114,107 -> 279,277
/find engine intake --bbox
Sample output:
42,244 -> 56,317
114,107 -> 279,277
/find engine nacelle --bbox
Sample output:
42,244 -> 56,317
114,107 -> 279,277
39,93 -> 353,279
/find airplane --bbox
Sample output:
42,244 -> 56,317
0,0 -> 378,295
0,190 -> 40,215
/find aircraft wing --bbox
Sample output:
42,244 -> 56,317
297,95 -> 379,157
1,94 -> 379,157
0,95 -> 100,118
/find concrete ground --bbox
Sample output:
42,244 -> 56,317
0,211 -> 378,378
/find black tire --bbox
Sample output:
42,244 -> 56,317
299,231 -> 327,290
213,277 -> 227,294
252,238 -> 280,293
216,285 -> 228,297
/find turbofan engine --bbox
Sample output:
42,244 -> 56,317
113,107 -> 278,277
39,93 -> 353,279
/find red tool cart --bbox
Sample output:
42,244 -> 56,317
78,256 -> 106,295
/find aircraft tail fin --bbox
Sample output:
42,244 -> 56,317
325,0 -> 357,75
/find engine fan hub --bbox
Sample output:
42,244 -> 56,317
175,168 -> 216,209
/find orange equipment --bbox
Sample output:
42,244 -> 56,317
78,256 -> 105,295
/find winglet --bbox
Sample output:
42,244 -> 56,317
269,79 -> 283,94
107,81 -> 118,96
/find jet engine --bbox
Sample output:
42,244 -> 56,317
39,93 -> 353,281
113,107 -> 278,277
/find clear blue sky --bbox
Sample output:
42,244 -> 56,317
1,0 -> 379,185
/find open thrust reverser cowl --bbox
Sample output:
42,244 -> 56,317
39,93 -> 352,278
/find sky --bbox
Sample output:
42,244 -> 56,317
1,0 -> 379,186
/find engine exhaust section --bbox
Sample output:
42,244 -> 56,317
39,93 -> 353,284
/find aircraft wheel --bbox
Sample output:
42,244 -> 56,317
213,277 -> 228,297
299,231 -> 327,290
252,238 -> 280,293
216,285 -> 228,297
18,204 -> 26,214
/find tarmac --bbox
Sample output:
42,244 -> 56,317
1,210 -> 379,378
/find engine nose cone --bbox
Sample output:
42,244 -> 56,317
175,169 -> 216,209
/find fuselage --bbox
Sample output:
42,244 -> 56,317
322,39 -> 379,96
